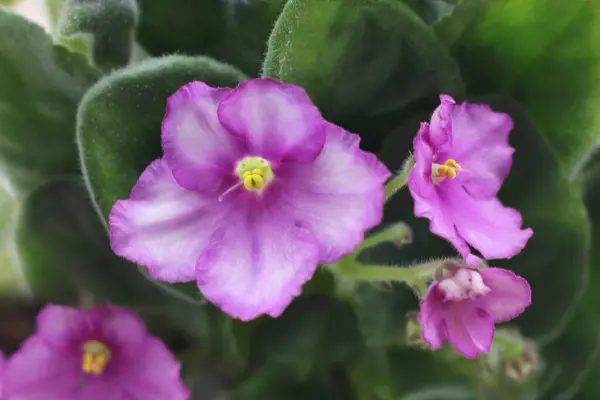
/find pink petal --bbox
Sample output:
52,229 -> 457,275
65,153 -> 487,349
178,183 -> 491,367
445,302 -> 494,359
196,198 -> 320,321
3,337 -> 81,399
428,95 -> 455,151
77,381 -> 123,400
408,123 -> 438,201
91,305 -> 148,356
0,352 -> 5,399
162,82 -> 243,192
476,268 -> 532,323
36,305 -> 86,349
419,283 -> 448,350
217,78 -> 326,163
445,102 -> 514,199
109,159 -> 233,283
115,338 -> 189,399
409,131 -> 473,260
446,187 -> 533,260
275,123 -> 390,263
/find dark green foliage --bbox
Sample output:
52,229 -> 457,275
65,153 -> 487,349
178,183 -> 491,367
0,9 -> 98,194
58,0 -> 140,71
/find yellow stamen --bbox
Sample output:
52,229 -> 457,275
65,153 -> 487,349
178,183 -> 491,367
235,157 -> 274,193
432,159 -> 462,184
82,340 -> 111,376
242,168 -> 266,190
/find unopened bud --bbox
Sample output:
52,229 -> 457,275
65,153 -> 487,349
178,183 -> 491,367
505,342 -> 539,382
405,311 -> 424,347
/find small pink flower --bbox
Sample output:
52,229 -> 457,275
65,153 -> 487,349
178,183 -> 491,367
109,78 -> 390,321
3,304 -> 188,400
419,265 -> 531,359
408,95 -> 533,265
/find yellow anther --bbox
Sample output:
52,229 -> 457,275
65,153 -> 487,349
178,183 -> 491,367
235,157 -> 274,193
82,340 -> 111,376
243,172 -> 265,190
443,159 -> 461,169
432,159 -> 462,184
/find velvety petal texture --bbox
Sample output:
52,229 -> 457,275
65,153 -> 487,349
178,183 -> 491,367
3,304 -> 188,400
109,78 -> 389,321
409,95 -> 533,263
419,266 -> 531,359
162,82 -> 242,192
217,78 -> 326,163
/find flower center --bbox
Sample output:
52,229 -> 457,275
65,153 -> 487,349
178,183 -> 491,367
431,159 -> 462,184
82,340 -> 111,376
235,157 -> 274,193
438,268 -> 490,302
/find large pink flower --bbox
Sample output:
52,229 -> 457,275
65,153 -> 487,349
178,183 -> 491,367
408,95 -> 533,265
109,78 -> 390,321
419,266 -> 531,359
3,304 -> 188,400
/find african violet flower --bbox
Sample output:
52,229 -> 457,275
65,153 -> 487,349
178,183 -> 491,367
408,95 -> 533,265
3,304 -> 188,400
419,264 -> 531,359
110,78 -> 390,321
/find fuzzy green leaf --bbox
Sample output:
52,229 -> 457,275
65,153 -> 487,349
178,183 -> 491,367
0,9 -> 98,194
135,0 -> 286,76
58,0 -> 139,71
263,0 -> 465,152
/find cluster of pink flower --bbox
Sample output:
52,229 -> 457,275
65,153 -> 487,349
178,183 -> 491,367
0,79 -> 534,399
409,96 -> 532,358
108,78 -> 532,357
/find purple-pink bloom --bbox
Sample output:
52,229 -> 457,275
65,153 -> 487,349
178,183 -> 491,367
419,265 -> 531,359
109,78 -> 390,321
3,304 -> 188,400
408,95 -> 533,265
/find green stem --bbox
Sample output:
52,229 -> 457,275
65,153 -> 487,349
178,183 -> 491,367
354,222 -> 411,254
337,260 -> 441,286
384,155 -> 414,203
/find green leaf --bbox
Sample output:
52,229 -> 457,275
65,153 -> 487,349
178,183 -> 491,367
347,348 -> 395,400
538,305 -> 600,399
77,55 -> 247,219
577,144 -> 600,399
442,0 -> 600,177
376,96 -> 590,341
402,0 -> 455,24
249,295 -> 362,379
135,0 -> 286,76
15,178 -> 210,340
0,9 -> 98,194
233,363 -> 344,400
263,0 -> 465,152
388,347 -> 475,395
350,281 -> 416,348
58,0 -> 139,71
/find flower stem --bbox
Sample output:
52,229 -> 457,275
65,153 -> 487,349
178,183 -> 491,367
384,154 -> 414,203
354,222 -> 412,254
337,259 -> 442,286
